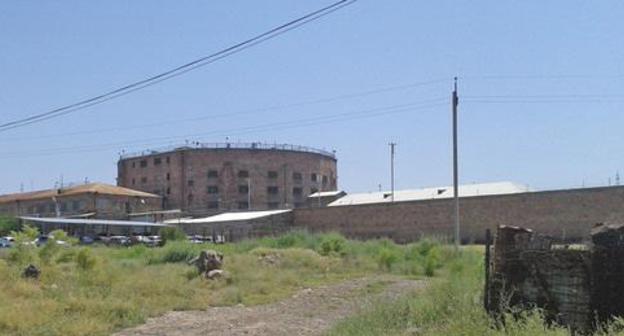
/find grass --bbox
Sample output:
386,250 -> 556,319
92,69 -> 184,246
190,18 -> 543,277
0,230 -> 450,336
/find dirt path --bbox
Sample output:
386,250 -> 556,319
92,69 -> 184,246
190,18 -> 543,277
114,275 -> 424,336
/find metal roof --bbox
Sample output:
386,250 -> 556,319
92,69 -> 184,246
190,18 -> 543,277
328,182 -> 529,207
0,183 -> 160,204
20,216 -> 169,227
308,190 -> 345,198
165,209 -> 291,224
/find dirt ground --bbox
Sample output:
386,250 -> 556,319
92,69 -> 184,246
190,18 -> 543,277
113,275 -> 423,336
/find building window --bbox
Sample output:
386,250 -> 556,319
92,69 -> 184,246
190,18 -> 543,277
166,156 -> 170,164
238,170 -> 249,178
267,202 -> 280,209
60,203 -> 67,212
268,171 -> 278,179
322,175 -> 328,185
310,187 -> 318,194
293,187 -> 303,196
48,204 -> 56,213
207,201 -> 219,209
187,180 -> 194,187
131,162 -> 136,168
132,178 -> 136,185
267,186 -> 279,195
187,194 -> 194,204
292,172 -> 302,181
311,173 -> 318,182
140,160 -> 147,168
208,170 -> 218,178
72,200 -> 80,211
238,201 -> 249,209
238,185 -> 249,194
295,202 -> 305,208
207,186 -> 219,194
141,177 -> 147,184
154,157 -> 162,165
166,187 -> 171,195
166,173 -> 170,181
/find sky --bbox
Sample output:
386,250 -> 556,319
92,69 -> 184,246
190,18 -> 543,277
0,1 -> 623,195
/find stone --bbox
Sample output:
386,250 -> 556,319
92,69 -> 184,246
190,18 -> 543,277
22,264 -> 40,279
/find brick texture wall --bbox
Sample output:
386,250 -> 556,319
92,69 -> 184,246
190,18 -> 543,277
292,186 -> 624,243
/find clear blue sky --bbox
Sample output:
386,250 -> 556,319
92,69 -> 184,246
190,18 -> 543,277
1,1 -> 623,194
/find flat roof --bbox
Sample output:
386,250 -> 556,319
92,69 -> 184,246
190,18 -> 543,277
329,182 -> 529,206
20,216 -> 169,227
0,183 -> 160,204
119,142 -> 336,160
308,190 -> 345,198
165,209 -> 291,224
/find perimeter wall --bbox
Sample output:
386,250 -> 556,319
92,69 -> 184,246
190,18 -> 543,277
292,186 -> 624,243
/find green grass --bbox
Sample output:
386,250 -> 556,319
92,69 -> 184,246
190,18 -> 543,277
327,246 -> 624,336
0,230 -> 451,336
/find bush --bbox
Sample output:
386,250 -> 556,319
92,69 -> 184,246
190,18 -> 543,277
159,226 -> 187,245
377,248 -> 400,271
318,233 -> 347,257
0,216 -> 20,236
75,248 -> 97,270
148,241 -> 197,264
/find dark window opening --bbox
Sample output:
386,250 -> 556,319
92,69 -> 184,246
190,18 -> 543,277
208,201 -> 219,209
208,170 -> 219,178
207,186 -> 219,194
141,177 -> 147,184
293,187 -> 303,196
187,180 -> 194,187
154,157 -> 162,165
267,202 -> 279,209
166,156 -> 170,164
131,162 -> 136,168
268,171 -> 278,179
166,173 -> 170,181
72,201 -> 80,211
238,170 -> 249,178
166,187 -> 171,195
292,172 -> 302,181
131,178 -> 136,185
238,185 -> 249,194
310,187 -> 318,194
140,160 -> 147,168
322,175 -> 328,184
238,201 -> 249,209
267,186 -> 279,195
311,173 -> 318,182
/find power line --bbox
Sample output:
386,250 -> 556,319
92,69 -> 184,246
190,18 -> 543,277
0,99 -> 446,158
0,77 -> 449,142
0,0 -> 357,132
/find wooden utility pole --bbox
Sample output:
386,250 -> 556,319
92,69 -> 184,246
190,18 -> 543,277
452,77 -> 460,250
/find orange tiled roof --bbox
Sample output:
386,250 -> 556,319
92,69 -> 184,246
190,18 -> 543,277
0,183 -> 160,204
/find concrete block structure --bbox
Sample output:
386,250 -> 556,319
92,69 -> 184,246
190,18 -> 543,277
117,143 -> 338,215
0,183 -> 161,220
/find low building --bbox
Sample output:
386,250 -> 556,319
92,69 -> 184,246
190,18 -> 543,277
0,183 -> 162,220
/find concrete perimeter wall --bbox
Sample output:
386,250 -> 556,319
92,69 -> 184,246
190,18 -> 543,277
292,186 -> 624,243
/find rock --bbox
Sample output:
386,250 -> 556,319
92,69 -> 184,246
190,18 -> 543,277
206,269 -> 224,280
22,264 -> 40,279
189,250 -> 224,278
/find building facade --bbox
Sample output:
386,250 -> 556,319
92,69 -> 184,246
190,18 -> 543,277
117,143 -> 338,215
0,183 -> 161,220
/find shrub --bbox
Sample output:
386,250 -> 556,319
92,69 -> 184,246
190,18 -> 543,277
318,233 -> 347,257
75,248 -> 97,270
148,241 -> 197,264
159,226 -> 187,245
0,216 -> 20,236
377,248 -> 400,271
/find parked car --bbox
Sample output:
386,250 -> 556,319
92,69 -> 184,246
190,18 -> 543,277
106,236 -> 131,246
0,237 -> 12,248
79,236 -> 95,245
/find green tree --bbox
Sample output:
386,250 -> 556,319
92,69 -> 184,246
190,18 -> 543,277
0,216 -> 21,236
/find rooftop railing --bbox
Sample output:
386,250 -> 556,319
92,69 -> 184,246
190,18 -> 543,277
119,142 -> 336,160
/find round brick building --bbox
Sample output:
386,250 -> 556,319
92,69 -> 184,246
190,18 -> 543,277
117,143 -> 337,215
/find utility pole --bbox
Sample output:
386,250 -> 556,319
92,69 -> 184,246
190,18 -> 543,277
452,77 -> 460,251
389,142 -> 396,202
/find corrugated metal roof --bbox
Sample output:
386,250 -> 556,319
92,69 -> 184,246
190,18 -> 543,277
20,216 -> 168,227
0,183 -> 160,204
328,182 -> 529,207
165,209 -> 291,224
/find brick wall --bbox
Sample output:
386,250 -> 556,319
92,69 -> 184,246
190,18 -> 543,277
292,186 -> 624,243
